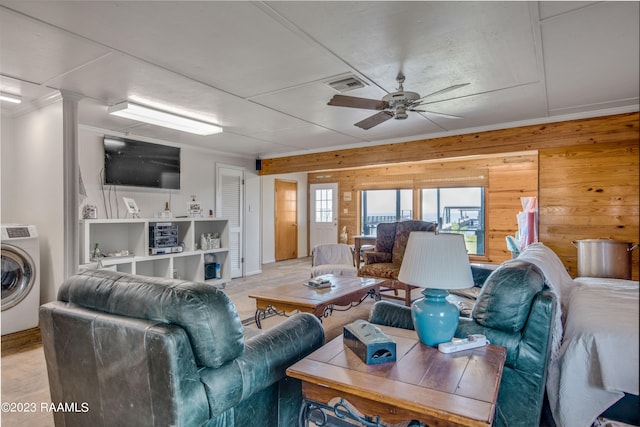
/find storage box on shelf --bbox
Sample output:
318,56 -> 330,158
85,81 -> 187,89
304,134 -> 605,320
80,218 -> 230,286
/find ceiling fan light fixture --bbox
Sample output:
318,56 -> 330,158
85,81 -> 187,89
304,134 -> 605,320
0,92 -> 22,104
108,101 -> 222,135
395,105 -> 408,120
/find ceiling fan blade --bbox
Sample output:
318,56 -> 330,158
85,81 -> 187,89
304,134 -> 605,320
328,94 -> 388,110
419,83 -> 470,100
416,110 -> 464,119
354,111 -> 394,130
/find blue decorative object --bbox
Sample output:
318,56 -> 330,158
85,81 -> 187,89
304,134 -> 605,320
411,288 -> 460,346
398,232 -> 474,346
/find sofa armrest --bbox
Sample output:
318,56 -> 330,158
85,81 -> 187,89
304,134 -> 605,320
514,290 -> 555,372
470,264 -> 497,287
457,290 -> 556,427
368,301 -> 414,330
199,313 -> 324,416
363,251 -> 392,265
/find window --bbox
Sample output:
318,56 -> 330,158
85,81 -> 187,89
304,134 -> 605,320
421,187 -> 485,255
361,189 -> 413,235
315,188 -> 333,223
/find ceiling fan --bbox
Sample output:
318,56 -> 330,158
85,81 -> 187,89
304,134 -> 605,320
327,73 -> 469,130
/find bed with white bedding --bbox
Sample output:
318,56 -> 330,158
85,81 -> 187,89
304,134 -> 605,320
516,243 -> 639,427
548,277 -> 639,427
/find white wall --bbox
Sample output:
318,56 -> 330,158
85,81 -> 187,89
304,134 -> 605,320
77,127 -> 261,275
2,108 -> 262,305
78,128 -> 256,220
1,102 -> 65,304
244,170 -> 262,276
1,103 -> 312,304
261,173 -> 308,264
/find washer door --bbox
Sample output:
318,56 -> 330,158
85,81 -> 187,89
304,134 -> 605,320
1,244 -> 36,311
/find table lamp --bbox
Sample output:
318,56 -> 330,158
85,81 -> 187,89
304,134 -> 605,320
398,232 -> 474,346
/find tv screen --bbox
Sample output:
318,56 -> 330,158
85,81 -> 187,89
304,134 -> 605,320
103,136 -> 180,189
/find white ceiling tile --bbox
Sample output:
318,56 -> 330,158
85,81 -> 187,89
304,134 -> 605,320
1,1 -> 638,159
542,2 -> 640,111
247,124 -> 362,152
425,83 -> 549,131
1,1 -> 348,98
538,2 -> 599,20
0,7 -> 112,84
0,75 -> 58,115
269,2 -> 540,95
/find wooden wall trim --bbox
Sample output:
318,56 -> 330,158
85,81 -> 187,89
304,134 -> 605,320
260,112 -> 639,175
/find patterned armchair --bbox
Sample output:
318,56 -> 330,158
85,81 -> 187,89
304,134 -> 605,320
358,220 -> 437,306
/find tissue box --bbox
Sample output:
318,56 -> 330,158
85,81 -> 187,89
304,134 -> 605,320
343,320 -> 396,365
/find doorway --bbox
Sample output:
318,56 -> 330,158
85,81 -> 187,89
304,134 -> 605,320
216,164 -> 244,278
275,179 -> 298,261
309,182 -> 338,248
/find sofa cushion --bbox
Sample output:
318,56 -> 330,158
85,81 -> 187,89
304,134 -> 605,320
391,221 -> 437,264
362,251 -> 392,264
358,262 -> 399,280
58,269 -> 244,368
472,260 -> 545,333
374,223 -> 397,253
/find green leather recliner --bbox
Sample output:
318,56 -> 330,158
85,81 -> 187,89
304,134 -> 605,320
40,270 -> 325,427
369,260 -> 556,427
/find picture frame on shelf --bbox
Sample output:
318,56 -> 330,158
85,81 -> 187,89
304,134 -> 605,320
188,200 -> 202,217
122,197 -> 140,218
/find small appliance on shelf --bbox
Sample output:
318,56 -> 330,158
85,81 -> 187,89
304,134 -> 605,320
149,223 -> 182,255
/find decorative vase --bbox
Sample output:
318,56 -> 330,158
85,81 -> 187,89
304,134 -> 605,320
411,288 -> 460,346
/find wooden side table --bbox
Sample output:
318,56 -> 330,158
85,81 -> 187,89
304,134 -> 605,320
286,325 -> 506,427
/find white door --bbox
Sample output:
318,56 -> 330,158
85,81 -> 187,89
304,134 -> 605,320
309,183 -> 338,248
216,164 -> 244,278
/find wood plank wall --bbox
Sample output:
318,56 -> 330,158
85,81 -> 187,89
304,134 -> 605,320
539,141 -> 639,278
308,153 -> 538,265
262,112 -> 639,279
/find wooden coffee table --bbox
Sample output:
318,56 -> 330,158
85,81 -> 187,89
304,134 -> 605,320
248,275 -> 382,328
286,325 -> 506,427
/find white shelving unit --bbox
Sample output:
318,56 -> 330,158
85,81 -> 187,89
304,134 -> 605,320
80,218 -> 230,286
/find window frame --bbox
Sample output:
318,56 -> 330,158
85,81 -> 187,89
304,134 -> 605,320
420,186 -> 486,256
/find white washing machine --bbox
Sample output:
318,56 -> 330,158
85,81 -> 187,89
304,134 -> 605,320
1,224 -> 40,335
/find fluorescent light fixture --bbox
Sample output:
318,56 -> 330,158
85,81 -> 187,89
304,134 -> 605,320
108,101 -> 222,135
0,92 -> 22,104
103,137 -> 127,147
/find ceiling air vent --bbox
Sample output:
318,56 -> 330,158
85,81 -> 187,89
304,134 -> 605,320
327,76 -> 367,93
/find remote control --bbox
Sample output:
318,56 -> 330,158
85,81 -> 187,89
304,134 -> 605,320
437,334 -> 488,353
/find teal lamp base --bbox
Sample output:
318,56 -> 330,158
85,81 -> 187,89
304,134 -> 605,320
411,288 -> 460,346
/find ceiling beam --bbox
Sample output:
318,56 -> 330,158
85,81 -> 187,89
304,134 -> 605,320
258,112 -> 639,175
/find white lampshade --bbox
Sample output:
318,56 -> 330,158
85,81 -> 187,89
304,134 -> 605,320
398,232 -> 473,290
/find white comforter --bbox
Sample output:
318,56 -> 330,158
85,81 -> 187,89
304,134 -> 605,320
548,277 -> 639,427
515,243 -> 639,427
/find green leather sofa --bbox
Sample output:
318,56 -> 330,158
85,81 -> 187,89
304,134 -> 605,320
369,260 -> 556,427
39,270 -> 325,427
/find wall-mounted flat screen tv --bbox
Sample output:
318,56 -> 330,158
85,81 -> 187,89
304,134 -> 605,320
103,136 -> 180,189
